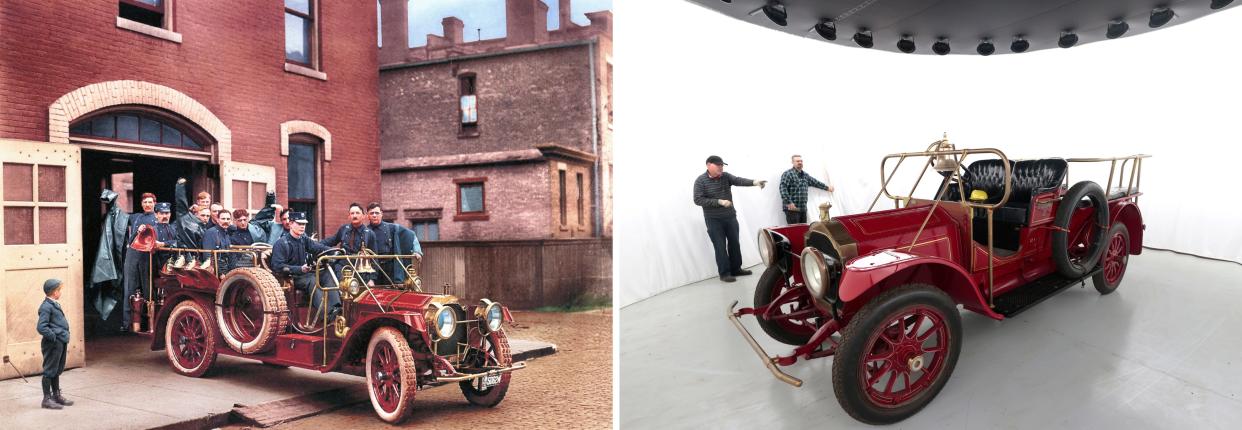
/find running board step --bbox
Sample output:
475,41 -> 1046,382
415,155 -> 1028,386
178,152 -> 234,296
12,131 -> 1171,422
993,268 -> 1101,317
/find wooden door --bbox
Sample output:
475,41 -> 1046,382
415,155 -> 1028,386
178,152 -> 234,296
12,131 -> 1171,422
0,139 -> 83,379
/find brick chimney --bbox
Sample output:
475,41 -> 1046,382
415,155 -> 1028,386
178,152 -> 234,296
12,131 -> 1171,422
379,0 -> 408,65
443,17 -> 464,45
505,0 -> 549,46
559,0 -> 577,29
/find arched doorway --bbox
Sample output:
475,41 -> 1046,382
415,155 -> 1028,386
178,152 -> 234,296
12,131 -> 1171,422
69,107 -> 217,336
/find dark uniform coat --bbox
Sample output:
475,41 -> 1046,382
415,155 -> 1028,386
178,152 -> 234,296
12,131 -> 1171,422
36,298 -> 70,378
174,181 -> 207,249
89,189 -> 129,318
121,211 -> 156,326
248,191 -> 285,243
201,224 -> 231,271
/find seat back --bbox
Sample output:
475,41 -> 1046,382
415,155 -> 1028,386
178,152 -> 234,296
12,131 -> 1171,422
1011,159 -> 1067,202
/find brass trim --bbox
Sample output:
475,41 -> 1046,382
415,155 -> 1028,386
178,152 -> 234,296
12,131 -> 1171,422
726,301 -> 803,387
434,361 -> 527,383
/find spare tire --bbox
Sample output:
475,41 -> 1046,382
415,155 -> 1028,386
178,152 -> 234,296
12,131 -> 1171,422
216,267 -> 288,354
1052,181 -> 1109,278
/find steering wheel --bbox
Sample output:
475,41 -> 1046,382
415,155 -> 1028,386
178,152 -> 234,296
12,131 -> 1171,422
312,247 -> 345,267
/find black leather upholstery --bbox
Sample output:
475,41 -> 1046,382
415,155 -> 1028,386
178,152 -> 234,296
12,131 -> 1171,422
942,159 -> 1068,245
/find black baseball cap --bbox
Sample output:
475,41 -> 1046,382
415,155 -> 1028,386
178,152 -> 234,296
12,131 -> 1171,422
706,155 -> 727,166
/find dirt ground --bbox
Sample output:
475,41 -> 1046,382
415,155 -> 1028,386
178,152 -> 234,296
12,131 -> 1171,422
226,309 -> 613,429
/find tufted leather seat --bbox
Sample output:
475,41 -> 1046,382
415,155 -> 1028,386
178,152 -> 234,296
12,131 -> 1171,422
943,158 -> 1067,245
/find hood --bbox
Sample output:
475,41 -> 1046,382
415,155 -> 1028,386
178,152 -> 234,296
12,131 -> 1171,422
356,289 -> 439,313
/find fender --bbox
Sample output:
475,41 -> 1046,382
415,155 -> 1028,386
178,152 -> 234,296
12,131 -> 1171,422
318,312 -> 428,372
1111,202 -> 1144,255
837,250 -> 1003,320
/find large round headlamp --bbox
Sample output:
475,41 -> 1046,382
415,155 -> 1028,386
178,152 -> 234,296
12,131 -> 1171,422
428,303 -> 457,339
757,230 -> 776,267
478,299 -> 504,333
800,248 -> 828,297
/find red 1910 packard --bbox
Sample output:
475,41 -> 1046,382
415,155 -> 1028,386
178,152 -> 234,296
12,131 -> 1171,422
129,236 -> 523,424
729,136 -> 1148,424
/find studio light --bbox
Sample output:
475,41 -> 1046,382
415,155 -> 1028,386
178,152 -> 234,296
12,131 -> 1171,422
1106,19 -> 1129,39
932,38 -> 950,55
1010,36 -> 1030,53
976,39 -> 995,56
1058,31 -> 1078,48
897,35 -> 916,53
1149,6 -> 1174,28
1212,0 -> 1234,10
813,19 -> 837,40
853,29 -> 874,48
758,1 -> 788,27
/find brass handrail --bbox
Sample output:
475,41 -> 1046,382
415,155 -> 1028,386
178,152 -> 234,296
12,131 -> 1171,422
1066,154 -> 1150,200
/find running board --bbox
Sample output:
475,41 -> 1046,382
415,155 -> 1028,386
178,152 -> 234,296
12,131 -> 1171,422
993,268 -> 1101,317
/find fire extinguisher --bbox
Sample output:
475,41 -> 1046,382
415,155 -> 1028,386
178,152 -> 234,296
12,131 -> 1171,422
130,291 -> 144,333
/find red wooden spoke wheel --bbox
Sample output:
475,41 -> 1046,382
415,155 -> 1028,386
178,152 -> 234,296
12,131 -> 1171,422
165,301 -> 218,377
1092,223 -> 1130,295
753,266 -> 818,345
366,327 -> 419,424
833,284 -> 961,424
460,329 -> 514,407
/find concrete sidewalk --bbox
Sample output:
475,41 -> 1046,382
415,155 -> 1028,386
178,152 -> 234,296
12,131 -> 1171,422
1,334 -> 556,430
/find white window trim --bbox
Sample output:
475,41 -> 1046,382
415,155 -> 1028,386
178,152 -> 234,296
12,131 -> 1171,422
116,16 -> 182,43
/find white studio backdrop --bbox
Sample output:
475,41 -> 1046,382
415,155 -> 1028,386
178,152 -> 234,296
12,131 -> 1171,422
614,0 -> 1242,308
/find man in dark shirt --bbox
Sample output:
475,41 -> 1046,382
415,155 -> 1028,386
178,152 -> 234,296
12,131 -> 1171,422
365,202 -> 401,283
121,192 -> 157,332
227,209 -> 256,269
322,203 -> 378,285
173,178 -> 210,249
271,212 -> 337,320
152,202 -> 179,269
201,209 -> 232,274
692,155 -> 766,282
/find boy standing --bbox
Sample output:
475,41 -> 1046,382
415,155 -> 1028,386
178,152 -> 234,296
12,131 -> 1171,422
36,278 -> 74,410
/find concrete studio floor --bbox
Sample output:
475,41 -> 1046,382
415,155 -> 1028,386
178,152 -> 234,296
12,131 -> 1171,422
620,249 -> 1242,429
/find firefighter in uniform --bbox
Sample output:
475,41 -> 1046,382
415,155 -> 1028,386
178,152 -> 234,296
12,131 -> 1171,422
121,192 -> 157,332
271,212 -> 338,320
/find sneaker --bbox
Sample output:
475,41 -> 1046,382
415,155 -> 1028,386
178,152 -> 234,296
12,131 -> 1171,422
734,269 -> 754,276
720,275 -> 736,282
41,397 -> 63,410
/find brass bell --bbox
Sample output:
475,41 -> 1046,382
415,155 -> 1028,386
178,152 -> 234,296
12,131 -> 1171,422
356,257 -> 375,274
930,132 -> 958,173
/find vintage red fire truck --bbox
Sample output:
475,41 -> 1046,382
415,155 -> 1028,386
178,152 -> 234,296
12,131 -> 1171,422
729,137 -> 1148,424
129,236 -> 523,424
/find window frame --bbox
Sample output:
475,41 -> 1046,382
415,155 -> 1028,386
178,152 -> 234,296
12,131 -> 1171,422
284,0 -> 318,69
68,106 -> 212,153
453,177 -> 488,221
286,135 -> 322,236
458,73 -> 480,138
576,172 -> 585,226
559,169 -> 568,226
119,0 -> 168,28
409,219 -> 440,241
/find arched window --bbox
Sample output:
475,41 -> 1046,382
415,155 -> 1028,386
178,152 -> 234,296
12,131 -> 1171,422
69,108 -> 210,151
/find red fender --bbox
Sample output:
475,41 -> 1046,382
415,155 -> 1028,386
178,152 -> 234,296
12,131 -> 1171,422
1111,202 -> 1144,255
837,250 -> 1003,320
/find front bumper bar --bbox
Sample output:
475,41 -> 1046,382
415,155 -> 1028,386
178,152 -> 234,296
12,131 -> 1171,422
726,300 -> 804,387
436,361 -> 527,383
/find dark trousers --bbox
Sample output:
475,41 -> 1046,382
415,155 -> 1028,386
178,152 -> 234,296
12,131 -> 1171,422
705,216 -> 742,276
292,270 -> 341,321
121,249 -> 149,327
785,209 -> 808,224
41,338 -> 66,396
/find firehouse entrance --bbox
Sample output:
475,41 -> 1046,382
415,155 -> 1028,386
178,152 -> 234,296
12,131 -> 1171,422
79,149 -> 214,339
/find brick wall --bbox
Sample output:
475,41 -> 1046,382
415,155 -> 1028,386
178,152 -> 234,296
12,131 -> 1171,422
382,162 -> 552,240
0,0 -> 381,232
379,44 -> 597,160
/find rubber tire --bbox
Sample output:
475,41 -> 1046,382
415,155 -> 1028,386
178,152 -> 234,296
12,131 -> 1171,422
832,284 -> 962,424
752,266 -> 814,345
1052,181 -> 1109,278
1091,223 -> 1130,295
460,329 -> 514,407
216,267 -> 288,354
165,301 -> 218,378
366,327 -> 419,424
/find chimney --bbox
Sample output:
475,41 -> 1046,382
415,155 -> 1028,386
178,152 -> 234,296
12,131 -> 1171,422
505,0 -> 549,46
379,0 -> 408,65
559,0 -> 577,29
442,17 -> 464,45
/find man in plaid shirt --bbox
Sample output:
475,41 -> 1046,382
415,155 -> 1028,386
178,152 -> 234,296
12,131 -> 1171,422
779,155 -> 833,224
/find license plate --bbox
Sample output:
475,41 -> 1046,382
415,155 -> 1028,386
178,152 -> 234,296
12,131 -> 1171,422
481,374 -> 501,388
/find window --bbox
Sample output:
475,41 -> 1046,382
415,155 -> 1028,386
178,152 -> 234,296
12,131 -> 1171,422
70,110 -> 207,151
453,177 -> 488,221
459,74 -> 479,136
285,0 -> 315,66
119,0 -> 165,28
577,172 -> 585,225
559,170 -> 567,226
287,139 -> 319,233
411,220 -> 440,241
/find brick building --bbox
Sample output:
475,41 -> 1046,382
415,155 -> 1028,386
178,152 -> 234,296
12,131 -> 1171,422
0,1 -> 380,379
376,0 -> 612,308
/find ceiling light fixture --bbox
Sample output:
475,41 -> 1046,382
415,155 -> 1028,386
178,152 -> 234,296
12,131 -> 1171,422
976,38 -> 995,56
853,28 -> 874,48
897,35 -> 916,53
1106,19 -> 1130,39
